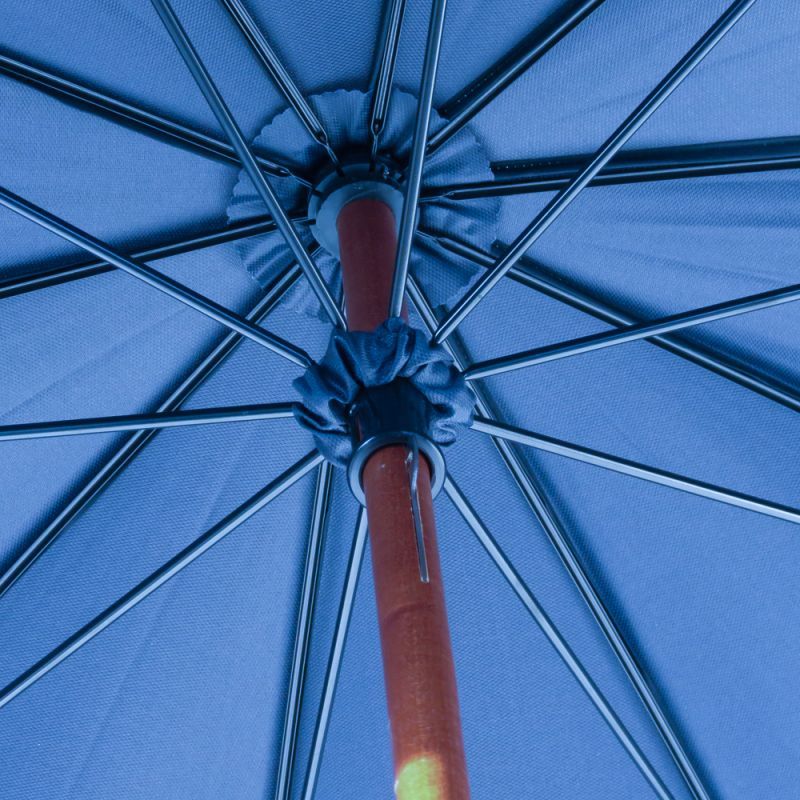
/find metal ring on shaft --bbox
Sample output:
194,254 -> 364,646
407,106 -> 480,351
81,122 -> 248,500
348,431 -> 445,505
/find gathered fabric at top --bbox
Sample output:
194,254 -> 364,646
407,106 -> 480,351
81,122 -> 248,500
227,88 -> 504,321
293,318 -> 475,467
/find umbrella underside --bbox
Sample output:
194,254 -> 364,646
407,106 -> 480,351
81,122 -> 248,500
1,1 -> 799,798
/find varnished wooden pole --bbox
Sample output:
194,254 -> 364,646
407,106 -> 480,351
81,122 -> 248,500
337,198 -> 469,799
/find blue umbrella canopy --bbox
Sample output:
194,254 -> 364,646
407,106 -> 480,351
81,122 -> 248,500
1,0 -> 799,798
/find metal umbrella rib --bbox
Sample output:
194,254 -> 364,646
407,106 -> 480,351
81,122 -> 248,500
0,257 -> 308,601
407,274 -> 712,800
218,0 -> 340,168
0,51 -> 307,184
0,186 -> 310,367
433,0 -> 757,343
427,0 -> 607,155
465,279 -> 800,380
472,417 -> 800,527
368,0 -> 408,163
0,451 -> 324,711
444,476 -> 675,800
301,507 -> 369,800
388,0 -> 447,318
420,229 -> 800,417
274,461 -> 333,800
422,136 -> 800,201
151,0 -> 346,330
0,404 -> 296,442
0,214 -> 307,301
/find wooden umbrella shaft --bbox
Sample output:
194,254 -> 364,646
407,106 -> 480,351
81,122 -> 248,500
336,198 -> 470,799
